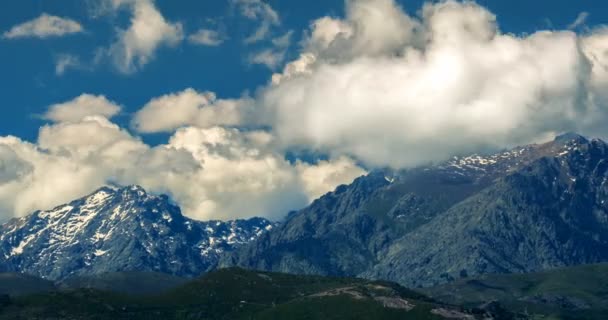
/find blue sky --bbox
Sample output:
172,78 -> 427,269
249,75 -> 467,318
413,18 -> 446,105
0,0 -> 606,144
0,0 -> 608,221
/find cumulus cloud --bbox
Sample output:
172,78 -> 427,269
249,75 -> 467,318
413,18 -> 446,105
131,88 -> 255,133
44,94 -> 122,123
234,0 -> 280,43
260,0 -> 608,168
0,145 -> 33,185
296,157 -> 366,202
105,0 -> 183,73
3,13 -> 83,39
301,0 -> 421,59
0,94 -> 364,221
188,28 -> 225,46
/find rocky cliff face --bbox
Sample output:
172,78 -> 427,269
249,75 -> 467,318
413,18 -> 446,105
227,134 -> 608,287
0,185 -> 274,280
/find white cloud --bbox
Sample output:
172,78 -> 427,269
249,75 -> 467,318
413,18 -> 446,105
0,145 -> 32,185
0,109 -> 364,221
106,0 -> 183,73
38,116 -> 136,156
296,157 -> 366,202
188,29 -> 225,46
131,88 -> 256,133
249,31 -> 293,69
165,127 -> 304,220
3,13 -> 83,39
302,0 -> 421,59
54,54 -> 82,76
568,12 -> 589,30
261,0 -> 608,168
250,49 -> 286,69
271,53 -> 316,84
44,94 -> 122,123
234,0 -> 280,43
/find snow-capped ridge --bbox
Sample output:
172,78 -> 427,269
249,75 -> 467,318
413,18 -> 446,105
0,184 -> 275,280
436,133 -> 604,180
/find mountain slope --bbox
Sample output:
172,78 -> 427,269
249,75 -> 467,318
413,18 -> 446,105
227,134 -> 608,287
222,172 -> 395,276
366,135 -> 608,287
0,185 -> 274,280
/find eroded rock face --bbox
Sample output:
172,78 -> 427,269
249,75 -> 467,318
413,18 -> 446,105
229,134 -> 608,287
0,185 -> 274,280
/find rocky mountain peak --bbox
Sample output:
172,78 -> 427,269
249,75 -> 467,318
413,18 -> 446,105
0,185 -> 274,280
553,132 -> 588,144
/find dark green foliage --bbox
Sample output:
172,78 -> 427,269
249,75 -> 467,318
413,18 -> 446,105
0,273 -> 56,296
0,295 -> 10,308
4,264 -> 608,319
254,296 -> 443,320
0,268 -> 482,320
423,263 -> 608,319
58,271 -> 188,295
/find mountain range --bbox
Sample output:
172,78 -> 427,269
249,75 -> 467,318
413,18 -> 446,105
225,133 -> 608,287
1,133 -> 608,290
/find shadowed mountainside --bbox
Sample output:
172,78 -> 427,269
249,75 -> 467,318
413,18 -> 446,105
227,134 -> 608,287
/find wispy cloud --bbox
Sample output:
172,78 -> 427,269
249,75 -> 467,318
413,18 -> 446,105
188,29 -> 226,46
568,11 -> 589,30
234,0 -> 280,44
3,13 -> 83,39
54,54 -> 82,76
249,30 -> 293,69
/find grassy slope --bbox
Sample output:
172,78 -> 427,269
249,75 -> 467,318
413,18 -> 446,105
422,263 -> 608,319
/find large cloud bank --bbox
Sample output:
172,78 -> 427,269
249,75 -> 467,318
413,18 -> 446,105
263,0 -> 608,167
2,0 -> 608,222
0,94 -> 364,221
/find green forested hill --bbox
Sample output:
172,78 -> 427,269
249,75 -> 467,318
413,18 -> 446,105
0,268 -> 493,320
